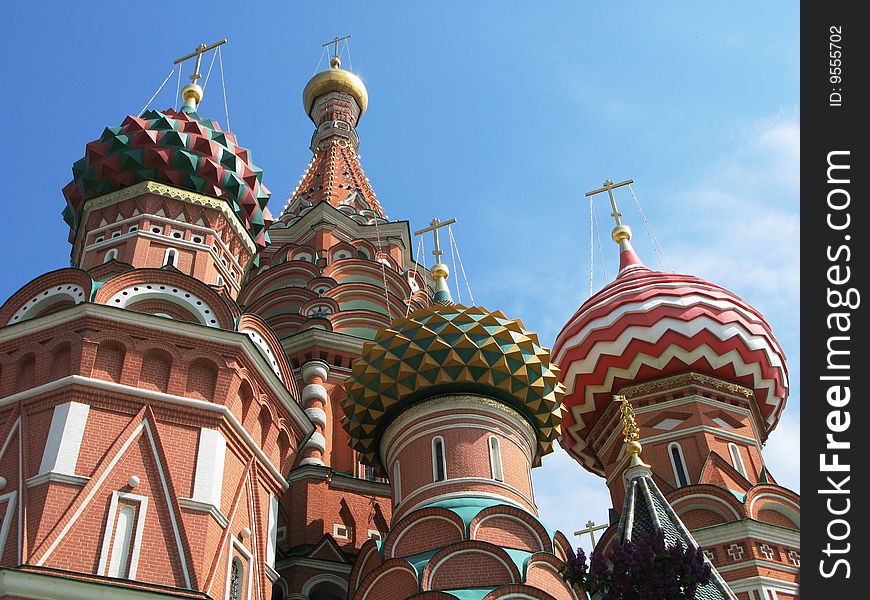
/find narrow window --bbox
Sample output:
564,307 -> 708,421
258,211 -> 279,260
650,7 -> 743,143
104,248 -> 118,263
216,275 -> 225,287
362,463 -> 376,482
164,248 -> 178,267
432,436 -> 446,482
229,557 -> 244,600
393,461 -> 402,505
669,442 -> 690,487
489,436 -> 504,481
107,505 -> 135,578
729,443 -> 748,478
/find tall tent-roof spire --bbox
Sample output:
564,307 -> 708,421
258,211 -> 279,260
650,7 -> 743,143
611,394 -> 738,600
280,37 -> 385,221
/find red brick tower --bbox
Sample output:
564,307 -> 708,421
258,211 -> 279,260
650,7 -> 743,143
340,276 -> 577,599
552,214 -> 800,600
237,54 -> 430,599
0,53 -> 314,599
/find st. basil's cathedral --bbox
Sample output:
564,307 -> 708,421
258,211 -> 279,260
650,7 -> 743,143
0,42 -> 799,600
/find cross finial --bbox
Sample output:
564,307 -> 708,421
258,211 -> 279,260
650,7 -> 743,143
323,34 -> 352,68
414,217 -> 458,305
585,178 -> 634,231
574,519 -> 608,548
413,217 -> 457,265
173,39 -> 228,84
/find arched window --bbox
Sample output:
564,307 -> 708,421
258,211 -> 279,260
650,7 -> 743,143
229,557 -> 244,600
104,248 -> 118,263
668,442 -> 690,487
729,443 -> 748,478
393,461 -> 402,505
432,436 -> 446,482
489,436 -> 504,482
216,275 -> 225,287
164,248 -> 178,267
107,505 -> 135,578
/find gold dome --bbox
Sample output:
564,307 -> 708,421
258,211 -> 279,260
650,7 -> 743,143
302,58 -> 369,119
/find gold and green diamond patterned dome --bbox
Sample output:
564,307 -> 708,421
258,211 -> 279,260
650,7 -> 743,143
342,303 -> 565,473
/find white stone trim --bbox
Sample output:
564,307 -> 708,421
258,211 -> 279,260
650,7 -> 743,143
301,360 -> 330,383
0,567 -> 194,599
399,476 -> 536,511
0,492 -> 17,560
671,495 -> 742,520
389,515 -> 464,558
668,441 -> 691,487
381,397 -> 536,465
690,518 -> 800,547
266,495 -> 279,569
1,375 -> 289,489
0,302 -> 313,444
398,488 -> 530,518
393,460 -> 402,505
427,548 -> 516,589
36,420 -> 192,587
38,401 -> 90,478
598,394 -> 762,467
489,436 -> 504,482
240,328 -> 283,381
728,442 -> 749,478
25,472 -> 90,488
305,407 -> 327,428
304,432 -> 327,454
715,559 -> 800,575
191,428 -> 227,510
431,436 -> 447,482
7,284 -> 87,325
472,512 -> 544,550
301,383 -> 328,405
301,573 -> 348,596
224,535 -> 254,600
106,283 -> 219,327
178,497 -> 229,527
97,491 -> 148,579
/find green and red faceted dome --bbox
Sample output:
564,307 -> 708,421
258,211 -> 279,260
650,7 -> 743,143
552,238 -> 789,475
62,105 -> 272,248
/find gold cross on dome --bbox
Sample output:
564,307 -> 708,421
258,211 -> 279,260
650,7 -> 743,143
322,34 -> 352,60
574,519 -> 608,548
413,217 -> 457,264
173,38 -> 227,83
585,178 -> 634,228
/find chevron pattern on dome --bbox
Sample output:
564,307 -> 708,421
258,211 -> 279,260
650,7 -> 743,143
553,266 -> 789,475
342,304 -> 565,473
62,106 -> 272,248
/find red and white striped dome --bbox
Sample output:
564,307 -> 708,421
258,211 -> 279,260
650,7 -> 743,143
552,239 -> 789,475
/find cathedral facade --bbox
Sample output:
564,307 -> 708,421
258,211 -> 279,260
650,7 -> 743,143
0,48 -> 798,600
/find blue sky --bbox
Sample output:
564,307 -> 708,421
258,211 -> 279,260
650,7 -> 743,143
0,2 -> 799,551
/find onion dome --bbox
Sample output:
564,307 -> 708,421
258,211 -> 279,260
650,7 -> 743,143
552,225 -> 789,475
61,104 -> 272,248
302,55 -> 368,121
342,303 -> 565,473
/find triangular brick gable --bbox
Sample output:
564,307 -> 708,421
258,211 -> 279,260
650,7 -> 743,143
29,408 -> 193,588
308,534 -> 350,563
0,411 -> 21,565
698,451 -> 752,493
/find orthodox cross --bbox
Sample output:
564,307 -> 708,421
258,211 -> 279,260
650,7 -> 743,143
413,218 -> 457,264
323,35 -> 352,61
574,519 -> 608,548
585,178 -> 634,228
173,39 -> 228,84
